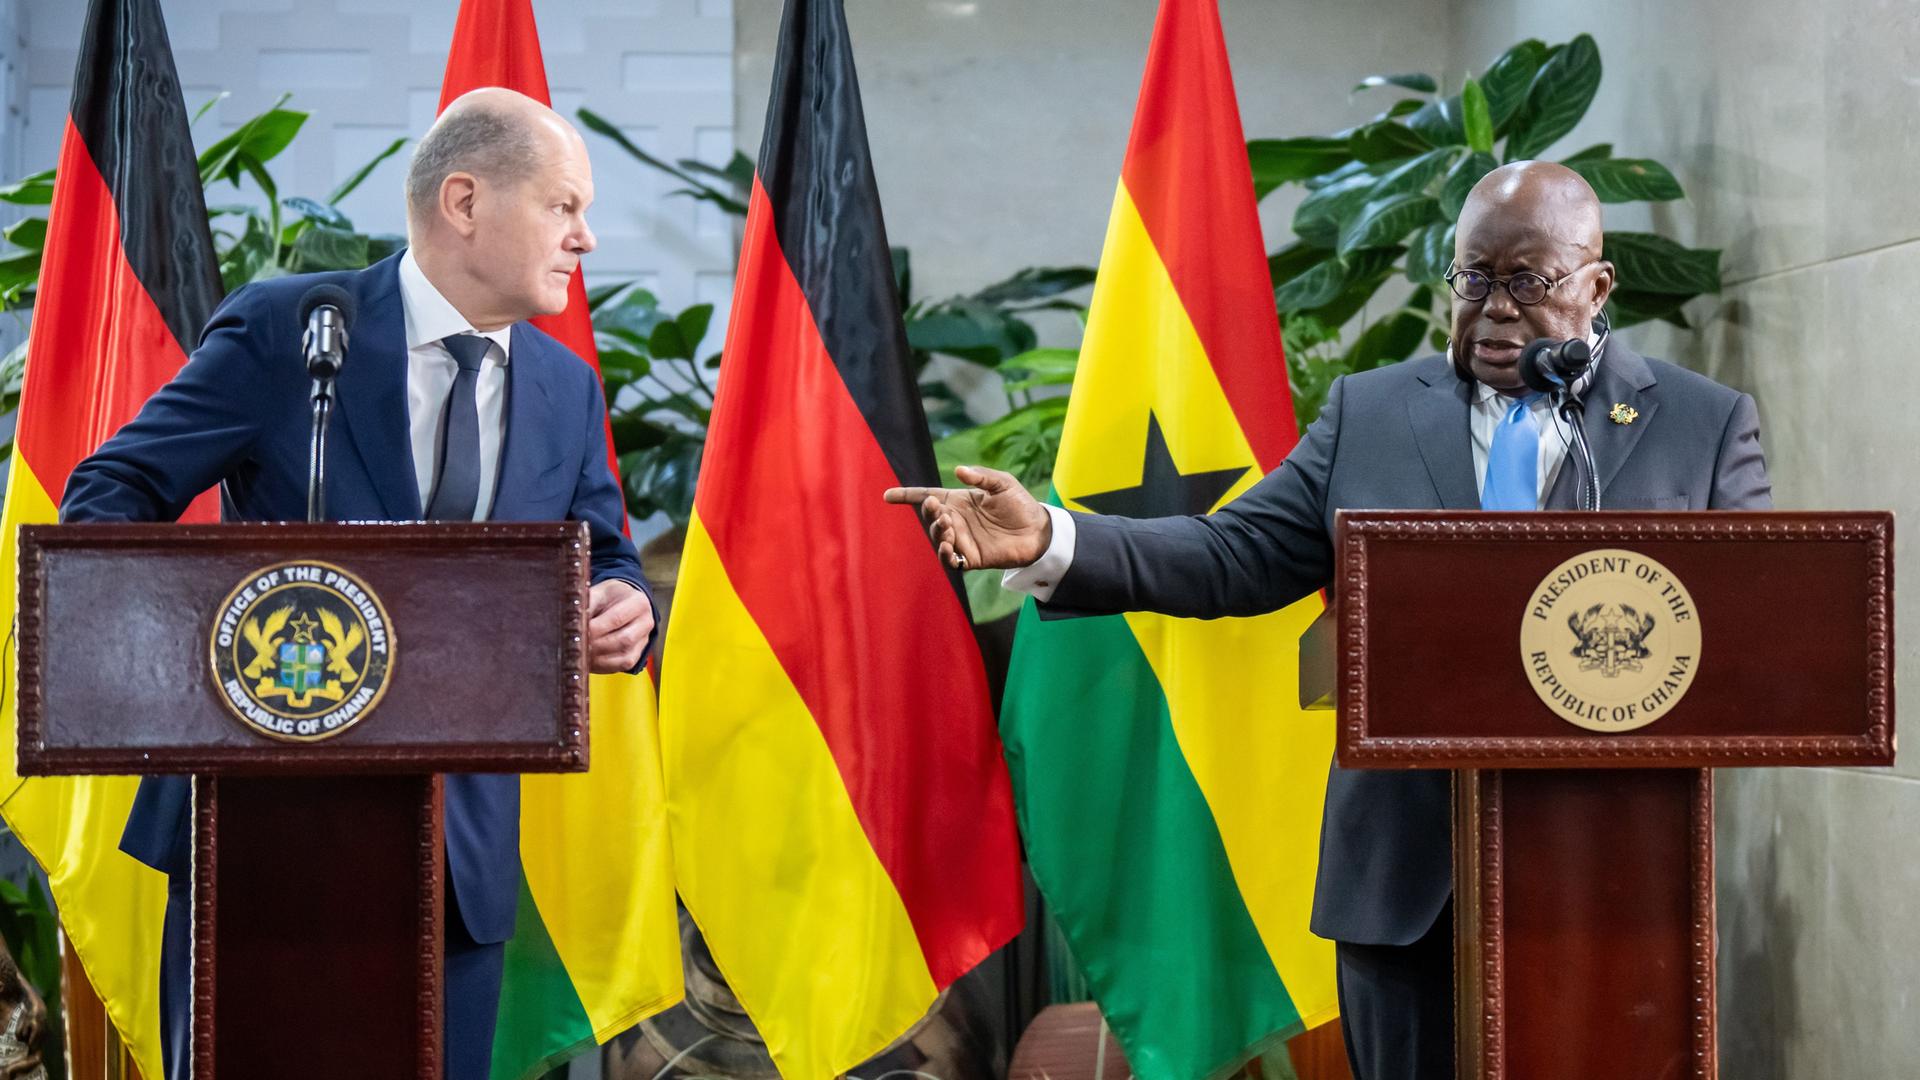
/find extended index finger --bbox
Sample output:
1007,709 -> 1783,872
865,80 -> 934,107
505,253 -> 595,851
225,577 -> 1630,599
883,485 -> 945,505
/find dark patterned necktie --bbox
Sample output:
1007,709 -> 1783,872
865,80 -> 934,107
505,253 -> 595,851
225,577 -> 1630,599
425,333 -> 490,520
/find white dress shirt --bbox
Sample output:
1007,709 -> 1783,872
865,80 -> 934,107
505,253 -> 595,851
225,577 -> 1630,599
397,249 -> 512,520
1004,348 -> 1598,603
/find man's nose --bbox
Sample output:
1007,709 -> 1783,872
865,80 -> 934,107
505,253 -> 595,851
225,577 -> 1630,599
1482,286 -> 1522,320
571,218 -> 597,256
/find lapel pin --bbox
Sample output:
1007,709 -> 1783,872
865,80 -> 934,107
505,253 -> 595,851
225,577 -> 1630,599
1608,403 -> 1639,425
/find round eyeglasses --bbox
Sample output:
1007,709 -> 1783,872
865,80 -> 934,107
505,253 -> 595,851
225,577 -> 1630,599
1444,260 -> 1597,306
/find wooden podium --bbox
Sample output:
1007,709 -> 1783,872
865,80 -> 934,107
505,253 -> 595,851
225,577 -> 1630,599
1325,511 -> 1894,1080
14,522 -> 594,1079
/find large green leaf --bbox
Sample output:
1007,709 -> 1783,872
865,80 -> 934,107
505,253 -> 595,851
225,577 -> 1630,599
1480,39 -> 1548,133
1248,137 -> 1353,199
1370,147 -> 1457,199
1404,220 -> 1456,284
1348,120 -> 1433,164
1353,72 -> 1438,94
0,168 -> 55,206
290,225 -> 369,272
1504,34 -> 1602,161
1561,142 -> 1614,163
997,347 -> 1079,394
1608,287 -> 1694,329
199,101 -> 307,187
3,217 -> 47,252
1298,247 -> 1402,328
648,303 -> 716,361
1461,78 -> 1494,154
1268,239 -> 1329,289
1603,231 -> 1721,295
1439,151 -> 1498,221
1337,193 -> 1439,255
282,196 -> 351,230
578,107 -> 749,216
906,300 -> 1037,365
1345,288 -> 1436,369
1292,168 -> 1379,247
327,136 -> 408,204
1304,158 -> 1372,192
1406,97 -> 1464,147
967,265 -> 1097,307
1272,258 -> 1350,311
1568,158 -> 1684,202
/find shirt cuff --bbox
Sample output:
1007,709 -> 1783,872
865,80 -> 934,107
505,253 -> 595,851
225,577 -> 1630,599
1002,504 -> 1076,603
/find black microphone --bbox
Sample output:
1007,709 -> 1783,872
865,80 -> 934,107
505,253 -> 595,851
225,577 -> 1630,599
1520,336 -> 1592,393
298,284 -> 355,379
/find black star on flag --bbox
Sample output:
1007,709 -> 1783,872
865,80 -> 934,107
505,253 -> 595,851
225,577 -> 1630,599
1071,413 -> 1251,518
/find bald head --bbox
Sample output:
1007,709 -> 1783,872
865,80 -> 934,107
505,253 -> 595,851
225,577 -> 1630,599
404,87 -> 598,329
405,88 -> 584,227
1447,161 -> 1614,391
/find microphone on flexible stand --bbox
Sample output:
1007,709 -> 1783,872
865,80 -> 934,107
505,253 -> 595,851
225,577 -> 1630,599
1520,333 -> 1602,511
297,284 -> 355,523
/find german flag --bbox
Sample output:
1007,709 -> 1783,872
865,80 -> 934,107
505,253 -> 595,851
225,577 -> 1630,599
657,0 -> 1024,1074
0,0 -> 223,1074
999,1 -> 1339,1077
434,2 -> 684,1076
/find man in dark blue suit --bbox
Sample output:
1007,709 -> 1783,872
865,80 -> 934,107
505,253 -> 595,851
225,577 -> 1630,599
61,88 -> 657,1080
890,163 -> 1770,1079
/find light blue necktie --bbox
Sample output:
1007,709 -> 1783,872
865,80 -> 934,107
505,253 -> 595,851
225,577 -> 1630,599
1481,393 -> 1543,510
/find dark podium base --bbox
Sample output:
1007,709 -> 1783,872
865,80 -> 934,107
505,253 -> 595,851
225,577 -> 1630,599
195,776 -> 444,1078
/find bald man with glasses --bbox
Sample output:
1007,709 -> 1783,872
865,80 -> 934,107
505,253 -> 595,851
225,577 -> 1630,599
887,161 -> 1770,1080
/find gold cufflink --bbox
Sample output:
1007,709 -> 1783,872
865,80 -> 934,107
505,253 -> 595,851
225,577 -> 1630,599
1608,403 -> 1639,425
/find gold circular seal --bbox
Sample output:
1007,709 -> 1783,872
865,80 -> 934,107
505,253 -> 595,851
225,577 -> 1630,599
208,560 -> 395,742
1520,548 -> 1701,733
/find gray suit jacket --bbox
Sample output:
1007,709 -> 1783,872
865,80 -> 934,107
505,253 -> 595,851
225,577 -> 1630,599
1045,342 -> 1771,945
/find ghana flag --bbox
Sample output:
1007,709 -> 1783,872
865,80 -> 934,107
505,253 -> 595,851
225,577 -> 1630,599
998,1 -> 1339,1077
433,3 -> 685,1076
0,0 -> 223,1075
657,0 -> 1024,1075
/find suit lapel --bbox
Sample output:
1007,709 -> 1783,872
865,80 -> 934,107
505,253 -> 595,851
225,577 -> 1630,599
333,254 -> 422,519
490,325 -> 553,518
1407,358 -> 1480,509
1581,341 -> 1659,498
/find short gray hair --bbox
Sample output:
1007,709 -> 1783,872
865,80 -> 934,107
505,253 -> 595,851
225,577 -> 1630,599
405,104 -> 538,219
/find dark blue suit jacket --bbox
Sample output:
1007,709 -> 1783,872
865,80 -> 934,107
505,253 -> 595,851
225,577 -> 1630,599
62,253 -> 649,945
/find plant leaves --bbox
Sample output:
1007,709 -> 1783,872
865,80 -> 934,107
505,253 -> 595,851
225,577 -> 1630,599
1300,247 -> 1402,329
1480,39 -> 1548,133
1268,239 -> 1330,289
1404,220 -> 1456,284
996,347 -> 1079,393
578,106 -> 750,216
1292,168 -> 1378,248
4,216 -> 48,252
1567,158 -> 1685,202
1461,77 -> 1494,154
1561,142 -> 1614,163
1504,34 -> 1602,161
282,196 -> 352,230
906,301 -> 1038,365
0,168 -> 55,206
966,265 -> 1097,306
1603,231 -> 1721,295
199,99 -> 307,187
1348,120 -> 1433,163
327,136 -> 408,204
1353,72 -> 1438,94
1439,151 -> 1498,221
1248,137 -> 1353,198
290,224 -> 369,272
1406,97 -> 1464,147
1369,146 -> 1457,201
1273,258 -> 1350,311
1345,287 -> 1436,370
1337,193 -> 1439,255
1377,98 -> 1426,121
1607,287 -> 1694,329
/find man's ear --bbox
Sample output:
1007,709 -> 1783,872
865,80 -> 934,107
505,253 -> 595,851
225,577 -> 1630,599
438,173 -> 480,239
1588,260 -> 1616,317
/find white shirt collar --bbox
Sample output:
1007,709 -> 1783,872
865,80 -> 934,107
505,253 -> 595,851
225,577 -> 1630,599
398,248 -> 513,362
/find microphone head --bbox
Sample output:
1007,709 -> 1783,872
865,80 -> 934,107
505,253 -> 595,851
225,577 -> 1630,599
1520,336 -> 1593,393
297,283 -> 356,328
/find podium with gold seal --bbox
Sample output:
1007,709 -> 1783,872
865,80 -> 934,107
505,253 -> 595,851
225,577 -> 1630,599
14,522 -> 593,1079
1313,510 -> 1894,1080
